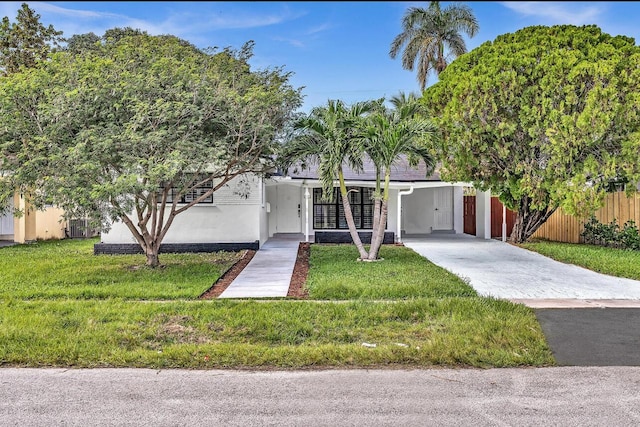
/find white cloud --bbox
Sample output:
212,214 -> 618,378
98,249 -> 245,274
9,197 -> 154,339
500,1 -> 606,25
306,23 -> 331,36
272,36 -> 305,48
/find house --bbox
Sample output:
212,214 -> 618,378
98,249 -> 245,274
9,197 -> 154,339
0,192 -> 67,243
96,157 -> 496,253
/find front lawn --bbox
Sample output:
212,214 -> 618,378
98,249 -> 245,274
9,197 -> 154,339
0,238 -> 241,299
520,241 -> 640,281
0,238 -> 554,369
307,244 -> 476,299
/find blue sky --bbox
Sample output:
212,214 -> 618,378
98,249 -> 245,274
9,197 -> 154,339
2,1 -> 640,112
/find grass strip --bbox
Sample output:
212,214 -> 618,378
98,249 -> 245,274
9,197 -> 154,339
0,298 -> 553,369
520,242 -> 640,281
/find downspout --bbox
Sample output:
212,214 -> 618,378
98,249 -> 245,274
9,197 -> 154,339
396,186 -> 414,244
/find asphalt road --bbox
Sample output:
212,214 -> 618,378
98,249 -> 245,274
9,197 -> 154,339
535,308 -> 640,366
2,367 -> 640,426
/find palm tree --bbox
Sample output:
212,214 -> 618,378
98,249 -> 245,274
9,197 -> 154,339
280,99 -> 376,260
362,94 -> 438,260
389,1 -> 479,90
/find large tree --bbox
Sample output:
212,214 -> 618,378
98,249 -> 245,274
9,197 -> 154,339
389,1 -> 479,91
0,3 -> 64,76
0,31 -> 301,266
424,25 -> 640,243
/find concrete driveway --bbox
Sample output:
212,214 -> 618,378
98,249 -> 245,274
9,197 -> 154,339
403,234 -> 640,302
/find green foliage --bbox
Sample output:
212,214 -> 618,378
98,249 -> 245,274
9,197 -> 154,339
581,217 -> 640,250
0,29 -> 302,265
521,241 -> 640,280
0,3 -> 64,75
389,1 -> 479,90
424,25 -> 640,241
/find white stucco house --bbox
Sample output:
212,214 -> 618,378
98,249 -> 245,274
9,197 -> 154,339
96,158 -> 495,253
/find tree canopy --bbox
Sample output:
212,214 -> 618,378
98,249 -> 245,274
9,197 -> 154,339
0,3 -> 63,76
0,30 -> 302,266
424,25 -> 640,242
389,1 -> 479,90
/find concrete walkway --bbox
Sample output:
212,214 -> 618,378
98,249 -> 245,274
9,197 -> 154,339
403,234 -> 640,302
218,235 -> 303,298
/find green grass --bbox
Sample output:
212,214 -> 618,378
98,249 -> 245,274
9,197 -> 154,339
520,241 -> 640,280
0,238 -> 555,368
0,238 -> 241,299
307,245 -> 476,299
0,298 -> 552,368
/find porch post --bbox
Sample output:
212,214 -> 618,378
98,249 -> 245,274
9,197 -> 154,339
304,187 -> 310,242
502,204 -> 507,242
475,190 -> 491,240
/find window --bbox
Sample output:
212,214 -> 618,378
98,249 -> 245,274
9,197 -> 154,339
159,177 -> 214,204
313,187 -> 374,229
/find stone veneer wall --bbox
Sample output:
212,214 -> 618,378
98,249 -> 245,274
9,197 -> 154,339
314,231 -> 394,244
94,241 -> 259,255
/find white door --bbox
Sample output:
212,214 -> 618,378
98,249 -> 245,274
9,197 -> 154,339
0,196 -> 14,235
276,185 -> 301,233
433,187 -> 453,230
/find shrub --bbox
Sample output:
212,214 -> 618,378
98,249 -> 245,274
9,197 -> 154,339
581,216 -> 640,250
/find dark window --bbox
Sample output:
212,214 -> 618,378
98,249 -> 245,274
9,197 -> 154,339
313,187 -> 374,230
159,177 -> 214,204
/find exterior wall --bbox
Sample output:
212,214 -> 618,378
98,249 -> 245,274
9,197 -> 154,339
34,207 -> 67,240
453,186 -> 464,234
266,185 -> 278,238
101,175 -> 262,245
1,193 -> 67,242
0,193 -> 15,240
402,188 -> 435,234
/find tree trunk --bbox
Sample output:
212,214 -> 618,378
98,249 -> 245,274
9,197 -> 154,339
510,196 -> 556,243
368,197 -> 381,258
338,171 -> 368,260
145,251 -> 160,267
368,173 -> 391,261
368,198 -> 388,260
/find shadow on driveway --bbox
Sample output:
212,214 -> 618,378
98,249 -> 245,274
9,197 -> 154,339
535,308 -> 640,366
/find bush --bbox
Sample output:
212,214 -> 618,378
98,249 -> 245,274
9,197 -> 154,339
581,217 -> 640,250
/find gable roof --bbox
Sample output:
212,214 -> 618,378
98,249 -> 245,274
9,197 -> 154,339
284,155 -> 441,182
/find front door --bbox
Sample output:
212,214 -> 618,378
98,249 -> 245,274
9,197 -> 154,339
276,185 -> 301,233
0,196 -> 14,236
433,187 -> 453,230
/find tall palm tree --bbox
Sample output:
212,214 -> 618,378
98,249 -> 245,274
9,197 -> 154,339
389,1 -> 479,91
280,99 -> 375,260
362,94 -> 438,260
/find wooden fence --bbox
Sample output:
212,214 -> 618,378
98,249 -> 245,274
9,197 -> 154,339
532,192 -> 640,243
